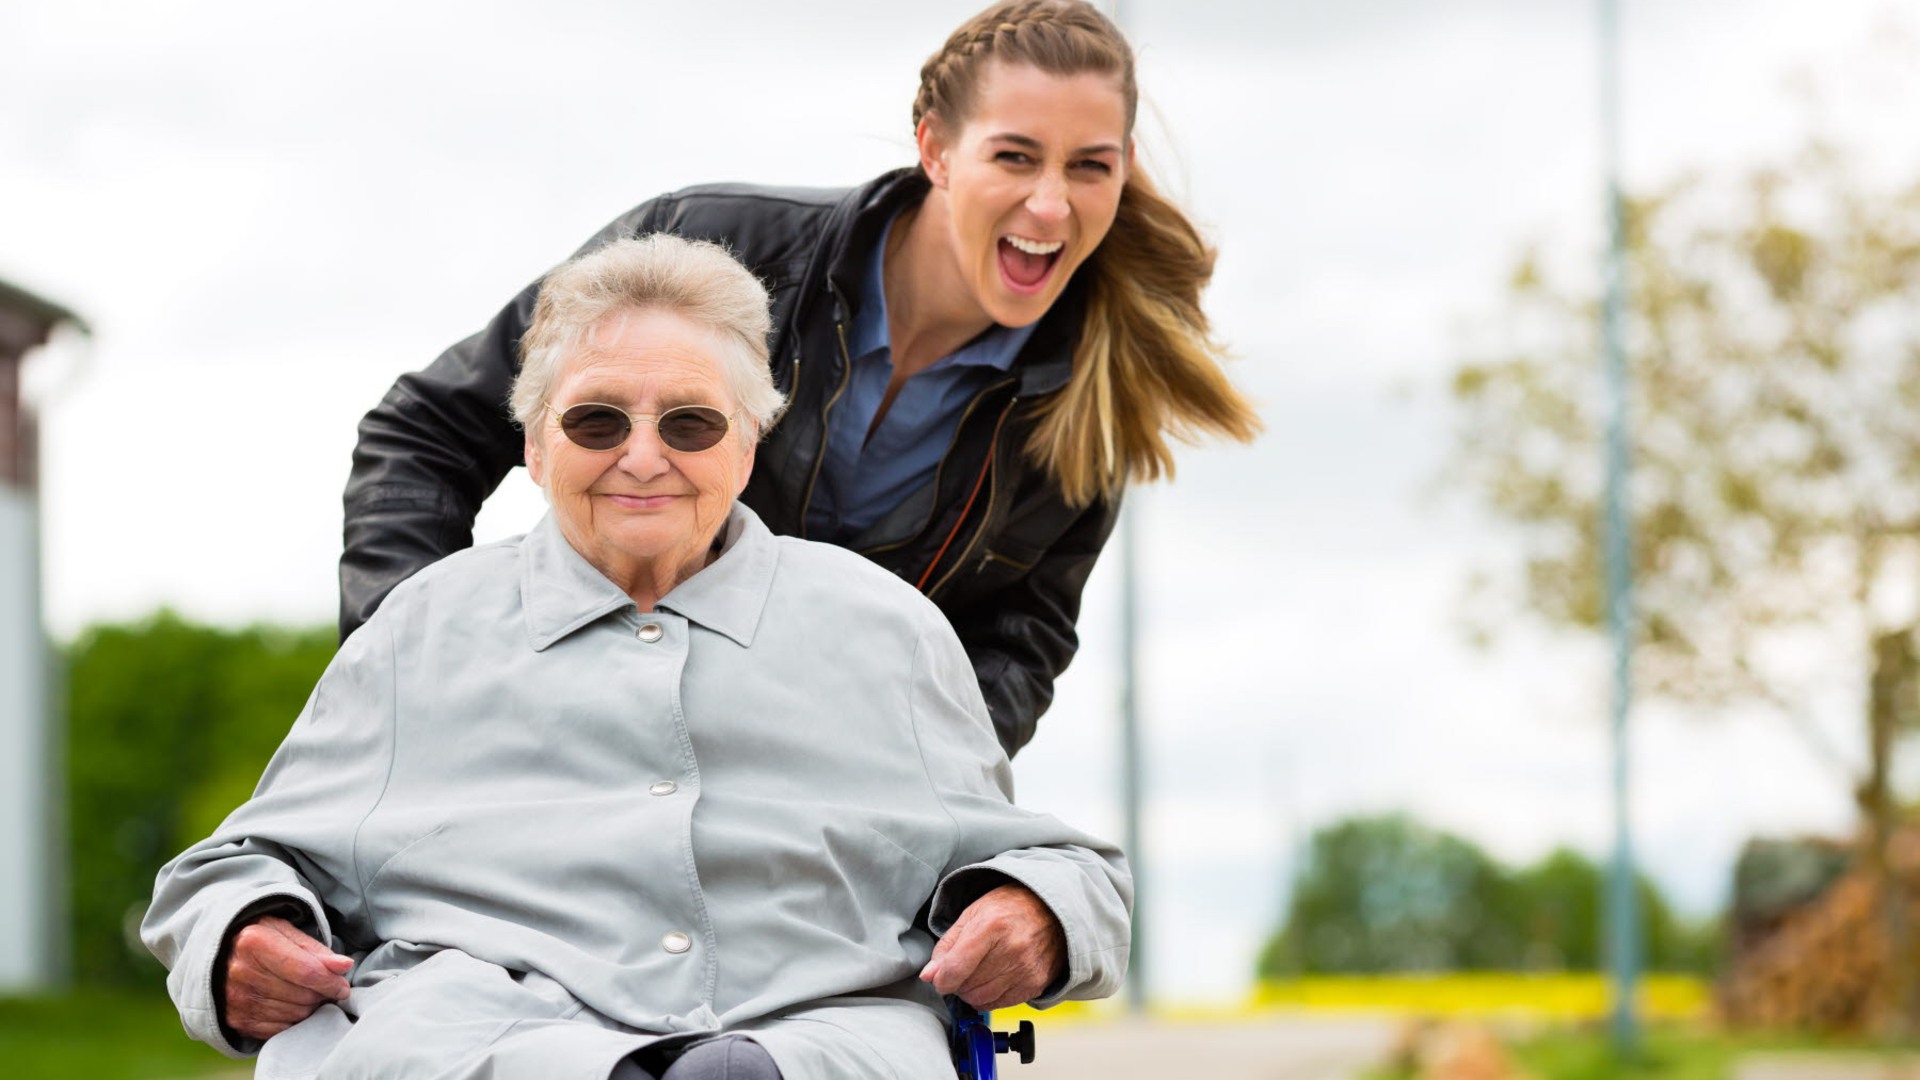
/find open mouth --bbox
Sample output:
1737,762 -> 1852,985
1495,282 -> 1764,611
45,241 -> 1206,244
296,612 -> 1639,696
998,235 -> 1064,292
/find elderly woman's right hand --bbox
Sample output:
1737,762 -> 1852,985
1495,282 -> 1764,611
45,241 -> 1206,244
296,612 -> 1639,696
920,883 -> 1066,1010
223,916 -> 353,1039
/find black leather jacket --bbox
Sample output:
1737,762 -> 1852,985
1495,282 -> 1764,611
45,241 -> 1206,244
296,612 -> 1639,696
342,168 -> 1121,755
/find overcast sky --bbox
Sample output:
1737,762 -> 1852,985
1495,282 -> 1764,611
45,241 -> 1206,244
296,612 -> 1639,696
5,0 -> 1917,1000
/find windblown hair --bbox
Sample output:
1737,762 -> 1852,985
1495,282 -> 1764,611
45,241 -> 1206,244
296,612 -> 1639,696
914,0 -> 1261,505
512,235 -> 787,440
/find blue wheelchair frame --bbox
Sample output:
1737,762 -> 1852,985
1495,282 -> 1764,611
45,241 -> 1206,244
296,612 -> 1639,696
946,1000 -> 1035,1080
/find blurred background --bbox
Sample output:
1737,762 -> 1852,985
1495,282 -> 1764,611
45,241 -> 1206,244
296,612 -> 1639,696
6,1 -> 1920,1077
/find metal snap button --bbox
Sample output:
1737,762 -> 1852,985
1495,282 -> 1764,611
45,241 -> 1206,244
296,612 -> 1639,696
649,781 -> 678,796
637,622 -> 664,643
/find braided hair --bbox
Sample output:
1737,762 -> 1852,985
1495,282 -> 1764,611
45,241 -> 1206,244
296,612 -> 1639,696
912,0 -> 1260,506
913,1 -> 1137,138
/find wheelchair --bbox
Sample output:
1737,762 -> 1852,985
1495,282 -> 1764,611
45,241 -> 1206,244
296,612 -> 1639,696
947,999 -> 1035,1080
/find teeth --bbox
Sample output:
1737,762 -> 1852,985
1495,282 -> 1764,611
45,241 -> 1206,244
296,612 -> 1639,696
1005,236 -> 1064,256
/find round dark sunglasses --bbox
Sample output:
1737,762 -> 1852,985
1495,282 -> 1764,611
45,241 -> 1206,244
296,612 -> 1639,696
547,402 -> 734,454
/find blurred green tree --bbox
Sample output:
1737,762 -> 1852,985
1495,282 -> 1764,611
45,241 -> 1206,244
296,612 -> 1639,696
1256,814 -> 1527,974
1446,137 -> 1920,1026
1513,846 -> 1718,973
1256,816 -> 1715,978
1513,847 -> 1602,970
66,612 -> 334,986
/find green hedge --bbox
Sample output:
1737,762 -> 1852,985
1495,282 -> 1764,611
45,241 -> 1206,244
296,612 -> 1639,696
66,612 -> 336,986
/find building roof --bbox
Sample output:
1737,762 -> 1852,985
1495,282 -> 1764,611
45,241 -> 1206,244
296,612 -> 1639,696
0,278 -> 89,358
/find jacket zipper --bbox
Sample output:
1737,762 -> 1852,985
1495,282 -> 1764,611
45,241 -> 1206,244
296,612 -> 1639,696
796,304 -> 855,539
975,549 -> 1032,573
859,377 -> 1018,560
926,395 -> 1018,598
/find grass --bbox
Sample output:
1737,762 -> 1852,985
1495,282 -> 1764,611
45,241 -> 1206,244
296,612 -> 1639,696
1514,1025 -> 1920,1080
0,990 -> 245,1080
1364,1023 -> 1920,1080
1507,1026 -> 1759,1080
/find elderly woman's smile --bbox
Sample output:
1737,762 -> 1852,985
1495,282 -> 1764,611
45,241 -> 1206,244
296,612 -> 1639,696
525,308 -> 756,609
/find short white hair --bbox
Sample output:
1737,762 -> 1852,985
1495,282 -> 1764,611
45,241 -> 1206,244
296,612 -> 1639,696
510,234 -> 787,437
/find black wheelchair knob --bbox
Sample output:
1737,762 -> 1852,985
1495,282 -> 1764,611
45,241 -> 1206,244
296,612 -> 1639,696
994,1019 -> 1037,1064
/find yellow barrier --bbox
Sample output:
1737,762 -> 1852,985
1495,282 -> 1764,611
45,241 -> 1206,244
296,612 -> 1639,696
1248,973 -> 1710,1020
977,973 -> 1712,1028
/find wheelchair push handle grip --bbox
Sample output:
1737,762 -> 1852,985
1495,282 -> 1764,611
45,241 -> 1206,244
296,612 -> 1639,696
995,1019 -> 1036,1064
948,999 -> 1039,1077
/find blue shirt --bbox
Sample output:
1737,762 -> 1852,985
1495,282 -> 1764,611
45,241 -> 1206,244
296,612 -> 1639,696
805,216 -> 1035,545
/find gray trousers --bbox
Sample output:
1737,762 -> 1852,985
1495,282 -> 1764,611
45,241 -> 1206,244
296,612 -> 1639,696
614,1036 -> 783,1080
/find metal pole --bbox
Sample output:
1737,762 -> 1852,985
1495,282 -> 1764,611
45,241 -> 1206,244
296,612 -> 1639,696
1105,0 -> 1148,1017
1598,0 -> 1642,1057
1119,501 -> 1146,1013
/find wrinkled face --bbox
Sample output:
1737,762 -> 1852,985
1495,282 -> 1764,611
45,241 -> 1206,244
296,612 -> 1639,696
525,309 -> 754,588
920,59 -> 1131,328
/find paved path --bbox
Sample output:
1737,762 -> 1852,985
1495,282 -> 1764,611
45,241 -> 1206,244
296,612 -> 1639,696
1008,1016 -> 1400,1080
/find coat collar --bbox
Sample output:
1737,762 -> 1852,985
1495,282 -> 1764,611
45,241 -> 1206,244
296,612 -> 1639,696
522,503 -> 777,652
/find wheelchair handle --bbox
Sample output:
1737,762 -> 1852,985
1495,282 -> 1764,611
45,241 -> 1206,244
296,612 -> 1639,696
995,1019 -> 1037,1064
948,999 -> 1039,1078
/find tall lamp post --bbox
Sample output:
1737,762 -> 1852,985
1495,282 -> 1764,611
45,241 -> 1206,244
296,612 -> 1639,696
1597,0 -> 1643,1057
1118,501 -> 1146,1013
1105,0 -> 1149,1017
0,278 -> 86,991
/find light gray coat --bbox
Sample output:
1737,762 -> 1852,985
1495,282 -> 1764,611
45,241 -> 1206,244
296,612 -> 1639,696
142,505 -> 1131,1080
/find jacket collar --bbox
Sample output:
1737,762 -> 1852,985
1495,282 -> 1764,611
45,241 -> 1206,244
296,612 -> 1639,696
522,503 -> 777,651
825,168 -> 928,320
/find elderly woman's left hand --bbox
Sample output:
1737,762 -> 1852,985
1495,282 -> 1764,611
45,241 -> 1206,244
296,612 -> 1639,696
919,882 -> 1066,1010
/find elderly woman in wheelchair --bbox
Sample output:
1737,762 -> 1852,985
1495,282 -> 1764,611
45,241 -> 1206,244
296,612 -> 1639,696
142,235 -> 1131,1080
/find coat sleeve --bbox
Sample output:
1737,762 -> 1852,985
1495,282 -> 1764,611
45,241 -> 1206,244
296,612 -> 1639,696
945,487 -> 1122,758
140,619 -> 399,1057
906,607 -> 1133,1008
338,200 -> 666,641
